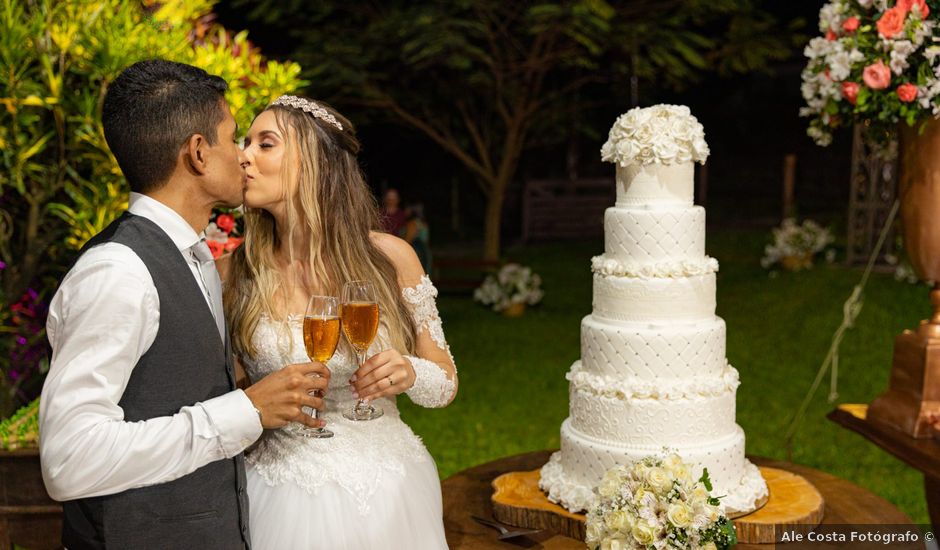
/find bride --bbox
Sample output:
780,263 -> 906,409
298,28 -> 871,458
219,95 -> 457,549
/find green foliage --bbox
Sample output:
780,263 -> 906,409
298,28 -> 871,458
0,397 -> 39,450
0,0 -> 305,416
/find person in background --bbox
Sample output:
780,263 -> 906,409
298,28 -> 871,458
402,203 -> 432,275
380,188 -> 407,235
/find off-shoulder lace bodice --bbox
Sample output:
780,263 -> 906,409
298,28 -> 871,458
240,276 -> 454,515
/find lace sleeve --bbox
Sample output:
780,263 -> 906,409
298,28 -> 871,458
402,275 -> 456,408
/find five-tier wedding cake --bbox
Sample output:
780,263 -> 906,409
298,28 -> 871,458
539,105 -> 768,515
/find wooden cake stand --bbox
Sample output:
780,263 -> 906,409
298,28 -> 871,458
492,464 -> 824,544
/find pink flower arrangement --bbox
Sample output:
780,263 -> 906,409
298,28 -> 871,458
215,213 -> 236,233
863,60 -> 892,89
898,82 -> 919,101
876,6 -> 907,38
842,81 -> 860,104
802,0 -> 939,148
205,210 -> 244,259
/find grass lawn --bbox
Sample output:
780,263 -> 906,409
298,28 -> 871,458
399,227 -> 931,524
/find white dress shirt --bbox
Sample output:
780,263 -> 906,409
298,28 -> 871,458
40,193 -> 262,502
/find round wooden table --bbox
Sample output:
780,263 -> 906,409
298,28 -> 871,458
443,451 -> 914,549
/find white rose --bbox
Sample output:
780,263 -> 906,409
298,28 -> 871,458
631,521 -> 656,546
662,454 -> 682,470
647,467 -> 673,493
673,464 -> 692,483
604,510 -> 633,533
667,502 -> 693,528
652,139 -> 679,164
631,463 -> 649,480
586,520 -> 604,544
599,475 -> 622,499
691,485 -> 709,506
616,139 -> 637,161
601,538 -> 627,550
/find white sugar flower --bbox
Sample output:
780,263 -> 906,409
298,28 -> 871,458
601,104 -> 709,166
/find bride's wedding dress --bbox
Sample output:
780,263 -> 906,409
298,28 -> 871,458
241,276 -> 453,549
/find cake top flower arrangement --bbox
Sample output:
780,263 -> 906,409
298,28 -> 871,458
801,0 -> 938,148
600,104 -> 710,167
585,453 -> 736,550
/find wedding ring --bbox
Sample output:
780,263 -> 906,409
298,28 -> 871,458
387,375 -> 394,387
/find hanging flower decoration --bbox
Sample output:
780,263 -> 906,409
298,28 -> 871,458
802,0 -> 938,148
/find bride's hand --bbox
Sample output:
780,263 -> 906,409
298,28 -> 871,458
351,349 -> 416,402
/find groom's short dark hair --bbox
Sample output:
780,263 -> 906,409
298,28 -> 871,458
102,59 -> 229,194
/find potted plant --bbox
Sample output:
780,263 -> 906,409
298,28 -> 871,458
760,218 -> 835,271
473,263 -> 544,317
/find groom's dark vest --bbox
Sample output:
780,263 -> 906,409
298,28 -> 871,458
59,213 -> 250,549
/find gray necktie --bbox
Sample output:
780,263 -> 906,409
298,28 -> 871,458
190,239 -> 226,342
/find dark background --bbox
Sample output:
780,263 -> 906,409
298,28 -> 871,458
214,1 -> 847,247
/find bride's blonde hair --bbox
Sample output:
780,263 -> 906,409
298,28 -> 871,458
225,99 -> 416,359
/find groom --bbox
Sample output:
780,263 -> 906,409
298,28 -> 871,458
39,59 -> 330,549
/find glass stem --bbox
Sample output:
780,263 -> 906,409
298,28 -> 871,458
356,349 -> 368,412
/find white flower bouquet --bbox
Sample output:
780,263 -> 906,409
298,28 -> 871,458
760,218 -> 835,271
600,104 -> 710,167
473,263 -> 544,312
585,454 -> 736,550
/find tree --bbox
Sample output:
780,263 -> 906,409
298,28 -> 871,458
230,0 -> 796,261
0,0 -> 305,415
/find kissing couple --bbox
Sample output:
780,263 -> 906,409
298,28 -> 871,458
38,59 -> 457,549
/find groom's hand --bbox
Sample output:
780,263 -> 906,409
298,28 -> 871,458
244,362 -> 331,429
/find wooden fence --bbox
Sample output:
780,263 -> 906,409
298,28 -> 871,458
521,178 -> 614,242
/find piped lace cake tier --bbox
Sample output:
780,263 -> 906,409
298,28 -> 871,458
541,105 -> 767,517
603,206 -> 706,265
541,422 -> 767,515
580,316 -> 727,379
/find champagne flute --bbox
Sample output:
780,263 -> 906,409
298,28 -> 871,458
341,280 -> 383,421
300,295 -> 340,438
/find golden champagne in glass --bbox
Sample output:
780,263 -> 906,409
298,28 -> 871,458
303,316 -> 341,363
300,295 -> 340,438
340,302 -> 379,352
341,281 -> 384,421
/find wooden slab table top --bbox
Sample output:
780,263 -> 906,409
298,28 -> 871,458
443,450 -> 913,549
828,403 -> 940,529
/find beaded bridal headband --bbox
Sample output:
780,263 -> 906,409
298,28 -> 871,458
270,95 -> 344,131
